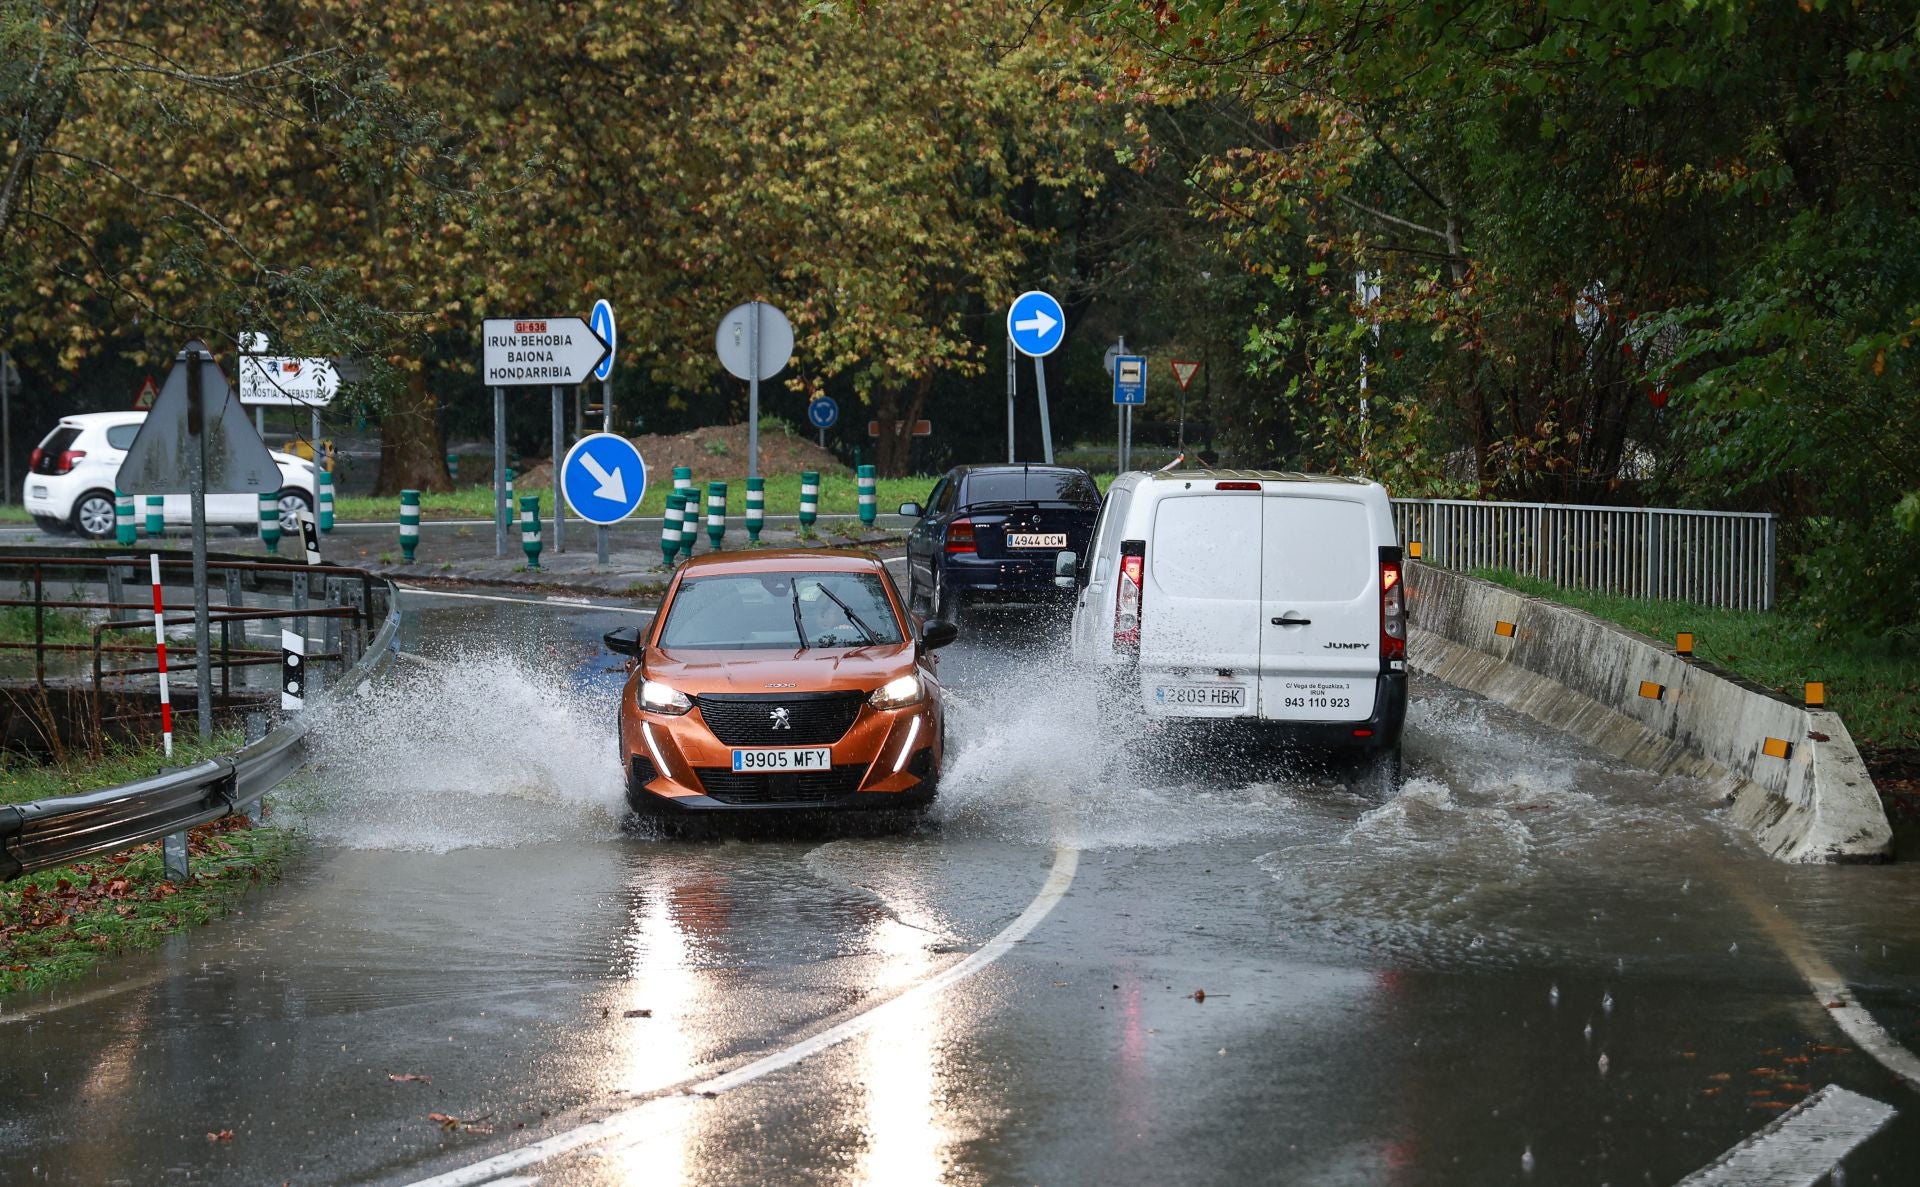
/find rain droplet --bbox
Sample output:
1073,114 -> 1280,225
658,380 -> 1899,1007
1583,1021 -> 1593,1043
1598,1053 -> 1610,1076
1549,983 -> 1560,1007
1681,878 -> 1691,894
1602,992 -> 1614,1015
1521,1146 -> 1535,1174
1729,942 -> 1739,956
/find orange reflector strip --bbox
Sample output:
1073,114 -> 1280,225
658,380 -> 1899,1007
1762,737 -> 1792,760
1408,541 -> 1423,559
1494,620 -> 1516,637
1675,632 -> 1694,656
1638,681 -> 1664,700
1805,682 -> 1826,708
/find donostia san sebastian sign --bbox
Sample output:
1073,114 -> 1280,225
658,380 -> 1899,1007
482,316 -> 611,386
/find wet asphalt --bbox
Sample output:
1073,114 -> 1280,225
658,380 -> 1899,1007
7,587 -> 1920,1185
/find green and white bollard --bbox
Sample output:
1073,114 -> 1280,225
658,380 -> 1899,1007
114,490 -> 136,546
706,481 -> 728,551
857,464 -> 877,527
399,489 -> 421,562
673,466 -> 693,507
317,468 -> 335,533
259,492 -> 282,555
504,467 -> 516,530
520,495 -> 543,569
746,477 -> 765,543
799,470 -> 819,536
661,492 -> 685,566
446,452 -> 460,483
144,495 -> 163,537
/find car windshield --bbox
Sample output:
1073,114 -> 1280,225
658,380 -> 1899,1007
657,571 -> 904,651
965,469 -> 1100,507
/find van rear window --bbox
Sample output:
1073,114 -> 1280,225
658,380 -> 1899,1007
1150,496 -> 1261,599
1264,497 -> 1372,601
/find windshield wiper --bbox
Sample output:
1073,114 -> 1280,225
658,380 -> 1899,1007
812,582 -> 878,646
790,584 -> 810,650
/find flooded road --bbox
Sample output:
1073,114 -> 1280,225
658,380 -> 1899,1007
5,585 -> 1920,1185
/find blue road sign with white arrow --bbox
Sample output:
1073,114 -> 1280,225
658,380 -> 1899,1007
1113,355 -> 1146,406
1007,290 -> 1066,358
807,396 -> 839,430
590,299 -> 616,382
560,432 -> 647,525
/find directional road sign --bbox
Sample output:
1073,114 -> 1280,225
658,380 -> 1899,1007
1007,290 -> 1066,358
1113,355 -> 1146,406
238,354 -> 340,406
1171,359 -> 1201,391
807,395 -> 839,430
715,302 -> 794,382
482,316 -> 611,387
590,299 -> 616,382
559,432 -> 648,526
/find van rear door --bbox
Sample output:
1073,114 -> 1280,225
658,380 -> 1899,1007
1257,491 -> 1379,721
1138,490 -> 1262,717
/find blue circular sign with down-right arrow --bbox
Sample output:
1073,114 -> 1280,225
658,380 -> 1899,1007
1007,290 -> 1066,358
560,433 -> 647,525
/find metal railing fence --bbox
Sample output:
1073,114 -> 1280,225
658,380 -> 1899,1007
1391,498 -> 1777,611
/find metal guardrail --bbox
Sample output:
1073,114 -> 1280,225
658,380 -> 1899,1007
0,563 -> 399,881
1391,498 -> 1777,611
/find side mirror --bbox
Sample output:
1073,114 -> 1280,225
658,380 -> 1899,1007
603,627 -> 645,657
1054,550 -> 1078,590
920,619 -> 960,651
898,501 -> 924,518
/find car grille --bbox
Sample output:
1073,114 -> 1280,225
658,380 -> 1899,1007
629,754 -> 659,789
693,765 -> 866,805
694,692 -> 865,746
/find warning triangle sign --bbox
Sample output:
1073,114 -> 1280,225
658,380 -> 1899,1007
1170,360 -> 1201,391
131,375 -> 159,410
118,342 -> 281,495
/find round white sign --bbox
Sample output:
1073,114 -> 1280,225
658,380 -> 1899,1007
715,301 -> 794,382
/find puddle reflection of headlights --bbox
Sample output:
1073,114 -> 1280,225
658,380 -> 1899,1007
868,673 -> 923,710
640,679 -> 693,715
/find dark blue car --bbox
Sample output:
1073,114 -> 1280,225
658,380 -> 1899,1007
899,464 -> 1103,618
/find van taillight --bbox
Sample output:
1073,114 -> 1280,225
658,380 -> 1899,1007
1214,481 -> 1260,491
53,450 -> 85,474
1380,555 -> 1406,663
944,518 -> 976,554
1115,540 -> 1145,651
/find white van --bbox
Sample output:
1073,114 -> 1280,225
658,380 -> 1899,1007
1056,469 -> 1408,791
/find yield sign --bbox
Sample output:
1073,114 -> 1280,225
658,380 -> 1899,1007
1170,360 -> 1201,391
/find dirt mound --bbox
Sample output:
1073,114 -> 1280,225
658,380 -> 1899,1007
519,422 -> 848,491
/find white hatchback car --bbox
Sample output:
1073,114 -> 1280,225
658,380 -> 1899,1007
1057,468 -> 1409,791
23,411 -> 316,538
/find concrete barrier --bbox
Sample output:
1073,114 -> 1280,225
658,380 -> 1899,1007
1406,564 -> 1891,863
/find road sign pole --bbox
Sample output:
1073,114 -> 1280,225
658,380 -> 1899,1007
1033,357 -> 1055,465
603,376 -> 614,435
748,301 -> 762,481
551,385 -> 565,553
186,348 -> 213,743
493,386 -> 506,558
596,524 -> 609,564
1007,335 -> 1016,463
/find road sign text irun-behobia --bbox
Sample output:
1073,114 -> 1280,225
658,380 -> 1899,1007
482,317 -> 610,386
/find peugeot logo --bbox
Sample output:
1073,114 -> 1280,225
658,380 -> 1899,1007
769,707 -> 793,730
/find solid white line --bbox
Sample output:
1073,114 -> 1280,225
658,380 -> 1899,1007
395,585 -> 654,616
1675,1084 -> 1894,1186
401,845 -> 1079,1187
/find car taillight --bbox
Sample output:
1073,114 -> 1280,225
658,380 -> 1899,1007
1380,553 -> 1406,663
945,518 -> 976,554
28,447 -> 42,471
1114,540 -> 1145,652
54,450 -> 85,474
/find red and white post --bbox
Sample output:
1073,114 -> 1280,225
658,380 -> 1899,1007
149,553 -> 173,758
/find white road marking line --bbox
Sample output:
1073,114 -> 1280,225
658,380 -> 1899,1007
403,845 -> 1080,1187
1675,1083 -> 1894,1186
395,585 -> 654,616
1727,878 -> 1920,1089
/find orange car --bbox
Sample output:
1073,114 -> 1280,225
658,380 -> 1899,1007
605,549 -> 958,816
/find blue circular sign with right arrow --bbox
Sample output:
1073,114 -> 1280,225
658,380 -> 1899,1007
807,396 -> 839,430
1007,290 -> 1066,358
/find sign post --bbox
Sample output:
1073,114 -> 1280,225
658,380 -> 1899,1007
590,299 -> 618,562
1112,345 -> 1146,473
551,385 -> 566,553
1170,360 -> 1201,450
1006,290 -> 1065,465
482,315 -> 611,558
807,395 -> 838,448
715,301 -> 794,481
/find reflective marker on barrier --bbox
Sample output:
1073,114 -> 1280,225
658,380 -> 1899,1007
1805,682 -> 1826,708
282,629 -> 306,711
1407,540 -> 1423,560
1638,681 -> 1665,701
1494,620 -> 1517,638
1676,632 -> 1695,657
1762,737 -> 1793,761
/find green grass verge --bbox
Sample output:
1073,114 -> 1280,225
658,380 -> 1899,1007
1474,569 -> 1918,748
0,604 -> 96,646
0,820 -> 294,996
333,474 -> 946,523
2,730 -> 245,807
0,504 -> 30,524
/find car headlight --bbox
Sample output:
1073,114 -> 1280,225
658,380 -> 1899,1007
639,679 -> 693,715
868,673 -> 923,710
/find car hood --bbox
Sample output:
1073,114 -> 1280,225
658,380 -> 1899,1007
645,642 -> 916,696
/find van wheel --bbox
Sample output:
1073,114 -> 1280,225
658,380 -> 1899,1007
1351,748 -> 1402,800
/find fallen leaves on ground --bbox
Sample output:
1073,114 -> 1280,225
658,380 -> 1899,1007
388,1073 -> 432,1084
206,1129 -> 234,1143
429,1112 -> 492,1134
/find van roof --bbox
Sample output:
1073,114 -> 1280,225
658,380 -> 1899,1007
1144,468 -> 1375,486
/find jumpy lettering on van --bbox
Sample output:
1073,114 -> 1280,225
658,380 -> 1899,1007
1324,641 -> 1370,650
